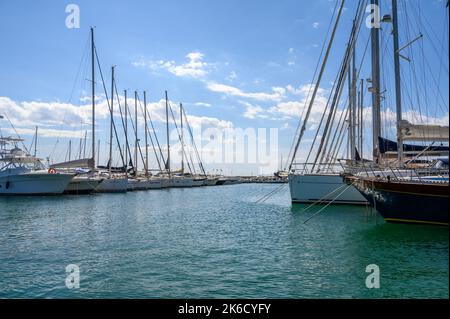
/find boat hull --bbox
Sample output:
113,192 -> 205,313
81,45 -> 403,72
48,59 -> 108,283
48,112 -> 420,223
192,179 -> 206,187
289,173 -> 367,205
348,176 -> 449,225
63,177 -> 102,195
0,172 -> 74,195
95,178 -> 128,193
169,177 -> 194,188
204,178 -> 218,186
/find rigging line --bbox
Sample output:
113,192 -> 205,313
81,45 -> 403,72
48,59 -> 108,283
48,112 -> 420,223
311,0 -> 367,172
182,106 -> 207,176
49,35 -> 90,161
303,182 -> 355,224
310,19 -> 360,170
140,96 -> 163,172
300,182 -> 349,213
132,93 -> 150,173
180,105 -> 205,175
409,0 -> 450,66
1,113 -> 31,155
146,100 -> 167,171
168,102 -> 194,174
113,84 -> 134,169
321,30 -> 371,167
93,47 -> 127,167
168,102 -> 195,175
136,94 -> 162,172
255,183 -> 287,204
288,0 -> 346,171
302,48 -> 345,172
284,0 -> 340,171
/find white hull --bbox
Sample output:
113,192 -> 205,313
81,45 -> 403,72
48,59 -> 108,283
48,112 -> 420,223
160,178 -> 171,188
127,179 -> 146,191
222,179 -> 241,185
95,178 -> 128,193
145,178 -> 163,189
0,171 -> 74,195
192,179 -> 206,187
64,176 -> 102,194
169,177 -> 194,188
127,178 -> 163,190
204,178 -> 218,186
288,173 -> 367,205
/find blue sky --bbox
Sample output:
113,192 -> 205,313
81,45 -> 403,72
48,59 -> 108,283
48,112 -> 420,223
0,0 -> 448,175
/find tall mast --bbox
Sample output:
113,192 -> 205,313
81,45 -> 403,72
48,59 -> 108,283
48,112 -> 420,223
124,90 -> 128,178
392,0 -> 404,165
83,130 -> 87,158
351,42 -> 357,162
134,90 -> 138,175
90,27 -> 96,169
144,91 -> 149,176
109,66 -> 115,177
348,62 -> 353,161
68,140 -> 72,161
370,0 -> 382,163
359,79 -> 364,159
34,126 -> 38,157
288,0 -> 345,171
165,90 -> 170,174
97,139 -> 100,165
180,102 -> 184,174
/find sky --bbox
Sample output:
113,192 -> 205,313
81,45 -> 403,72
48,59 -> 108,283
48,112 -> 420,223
0,0 -> 448,175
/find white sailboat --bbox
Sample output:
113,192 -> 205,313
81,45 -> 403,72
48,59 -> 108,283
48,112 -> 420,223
287,1 -> 367,205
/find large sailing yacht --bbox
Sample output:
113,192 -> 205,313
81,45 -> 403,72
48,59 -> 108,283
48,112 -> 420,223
344,0 -> 449,225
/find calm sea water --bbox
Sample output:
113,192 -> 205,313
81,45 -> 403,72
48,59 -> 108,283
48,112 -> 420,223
0,184 -> 448,298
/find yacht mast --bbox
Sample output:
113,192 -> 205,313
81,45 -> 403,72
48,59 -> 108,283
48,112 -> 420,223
134,90 -> 138,175
90,27 -> 96,169
370,0 -> 382,163
165,90 -> 171,175
392,0 -> 404,165
288,0 -> 345,171
109,66 -> 115,177
180,102 -> 184,174
351,41 -> 357,162
144,91 -> 149,176
124,90 -> 128,178
34,126 -> 38,157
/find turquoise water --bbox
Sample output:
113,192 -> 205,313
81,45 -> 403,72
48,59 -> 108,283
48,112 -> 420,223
0,184 -> 448,298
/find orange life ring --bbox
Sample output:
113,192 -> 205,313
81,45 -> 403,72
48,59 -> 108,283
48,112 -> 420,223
48,168 -> 57,174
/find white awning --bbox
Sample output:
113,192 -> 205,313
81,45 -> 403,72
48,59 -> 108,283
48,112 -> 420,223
399,120 -> 449,142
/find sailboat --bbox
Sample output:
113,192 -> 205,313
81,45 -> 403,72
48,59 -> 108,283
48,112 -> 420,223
0,137 -> 74,195
77,29 -> 128,194
287,0 -> 368,205
344,0 -> 449,225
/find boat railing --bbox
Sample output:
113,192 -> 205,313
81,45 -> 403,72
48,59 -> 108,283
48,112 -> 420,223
290,162 -> 345,175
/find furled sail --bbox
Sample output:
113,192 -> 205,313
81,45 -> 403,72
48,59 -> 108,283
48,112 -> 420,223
50,158 -> 94,169
378,137 -> 449,154
399,120 -> 449,142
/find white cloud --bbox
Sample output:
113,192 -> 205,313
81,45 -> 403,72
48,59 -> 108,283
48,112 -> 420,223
239,101 -> 265,119
0,96 -> 233,139
194,102 -> 212,107
313,22 -> 320,29
132,51 -> 209,78
206,82 -> 285,102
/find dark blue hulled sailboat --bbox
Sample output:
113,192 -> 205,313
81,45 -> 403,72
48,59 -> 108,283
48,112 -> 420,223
344,0 -> 449,226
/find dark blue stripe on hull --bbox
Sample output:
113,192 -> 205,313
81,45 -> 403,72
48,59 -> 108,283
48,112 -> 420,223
363,191 -> 448,225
